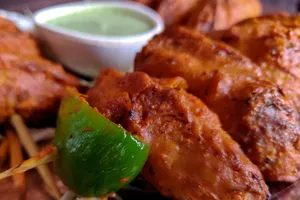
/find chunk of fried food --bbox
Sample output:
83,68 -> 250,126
0,16 -> 19,33
185,0 -> 262,32
0,54 -> 80,123
87,68 -> 269,200
209,13 -> 300,113
0,32 -> 41,58
135,27 -> 300,182
132,0 -> 199,26
0,17 -> 40,57
131,0 -> 262,31
0,17 -> 81,123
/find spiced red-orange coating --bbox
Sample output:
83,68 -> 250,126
87,68 -> 269,200
135,27 -> 300,182
210,13 -> 300,113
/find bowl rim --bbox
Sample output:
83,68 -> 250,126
33,1 -> 164,45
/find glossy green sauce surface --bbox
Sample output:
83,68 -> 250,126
46,7 -> 154,36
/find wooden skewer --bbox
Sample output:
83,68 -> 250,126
10,114 -> 61,200
0,137 -> 9,167
0,145 -> 57,180
6,129 -> 26,192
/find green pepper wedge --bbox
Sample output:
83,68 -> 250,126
54,89 -> 149,197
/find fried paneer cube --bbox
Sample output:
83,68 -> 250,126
87,69 -> 269,200
210,13 -> 300,113
131,0 -> 262,31
0,18 -> 81,123
0,54 -> 80,123
135,27 -> 300,182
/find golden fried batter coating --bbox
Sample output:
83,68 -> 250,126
155,0 -> 200,26
0,54 -> 80,123
136,27 -> 262,99
87,68 -> 269,200
0,16 -> 19,33
0,17 -> 81,123
131,0 -> 262,31
0,17 -> 40,57
205,74 -> 300,182
0,32 -> 40,58
135,27 -> 300,182
210,13 -> 300,113
185,0 -> 262,31
132,0 -> 199,26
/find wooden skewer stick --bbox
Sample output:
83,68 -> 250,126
0,145 -> 56,180
10,114 -> 61,200
7,130 -> 26,192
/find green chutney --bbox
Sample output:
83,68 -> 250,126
46,7 -> 155,36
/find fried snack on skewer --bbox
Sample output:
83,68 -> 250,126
0,16 -> 40,57
0,18 -> 82,124
0,32 -> 41,58
135,27 -> 300,182
0,16 -> 19,33
132,0 -> 199,26
152,0 -> 200,26
0,54 -> 81,123
131,0 -> 262,31
209,13 -> 300,113
87,69 -> 269,200
185,0 -> 262,32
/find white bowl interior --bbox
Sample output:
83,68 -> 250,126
33,1 -> 164,44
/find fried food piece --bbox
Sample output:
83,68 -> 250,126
0,17 -> 40,58
131,0 -> 262,31
0,18 -> 81,123
136,26 -> 262,99
209,13 -> 300,113
0,54 -> 81,123
0,32 -> 40,58
153,0 -> 200,26
132,0 -> 200,26
87,69 -> 269,200
0,17 -> 19,33
135,27 -> 300,182
185,0 -> 262,31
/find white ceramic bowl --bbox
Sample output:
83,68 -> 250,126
33,1 -> 164,77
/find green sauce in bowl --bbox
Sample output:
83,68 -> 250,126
46,7 -> 155,36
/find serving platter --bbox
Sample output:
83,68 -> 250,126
0,1 -> 299,200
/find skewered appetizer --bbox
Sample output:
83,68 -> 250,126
1,7 -> 300,200
135,26 -> 300,182
131,0 -> 262,31
210,13 -> 300,114
0,17 -> 81,123
0,70 -> 269,200
0,16 -> 82,199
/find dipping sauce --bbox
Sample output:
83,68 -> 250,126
46,7 -> 155,36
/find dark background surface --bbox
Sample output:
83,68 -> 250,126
0,0 -> 299,14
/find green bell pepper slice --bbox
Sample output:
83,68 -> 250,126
54,89 -> 149,197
